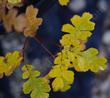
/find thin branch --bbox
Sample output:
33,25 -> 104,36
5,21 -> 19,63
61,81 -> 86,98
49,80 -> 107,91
21,37 -> 29,60
33,37 -> 55,59
22,37 -> 28,50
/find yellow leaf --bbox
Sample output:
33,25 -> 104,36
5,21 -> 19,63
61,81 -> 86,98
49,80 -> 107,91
61,24 -> 76,34
49,65 -> 74,92
22,65 -> 41,79
0,51 -> 23,78
62,70 -> 74,84
70,12 -> 95,31
8,0 -> 22,4
58,0 -> 70,6
48,65 -> 61,78
52,77 -> 64,92
74,48 -> 107,72
62,12 -> 95,41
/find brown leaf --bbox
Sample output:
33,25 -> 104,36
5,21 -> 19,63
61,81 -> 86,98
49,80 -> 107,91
24,5 -> 43,37
0,0 -> 6,22
3,9 -> 18,32
14,14 -> 27,32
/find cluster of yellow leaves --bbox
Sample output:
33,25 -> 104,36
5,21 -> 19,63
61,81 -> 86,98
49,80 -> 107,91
58,0 -> 70,6
49,65 -> 74,92
22,65 -> 51,98
0,51 -> 23,78
0,0 -> 107,96
1,5 -> 43,37
48,12 -> 107,92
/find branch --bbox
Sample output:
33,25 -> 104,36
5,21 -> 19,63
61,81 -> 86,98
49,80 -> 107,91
33,37 -> 55,59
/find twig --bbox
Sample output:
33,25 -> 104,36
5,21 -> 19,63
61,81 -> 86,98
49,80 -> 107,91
21,37 -> 29,60
33,37 -> 55,59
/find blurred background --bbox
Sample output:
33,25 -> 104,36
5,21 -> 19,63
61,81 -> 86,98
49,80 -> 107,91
0,0 -> 110,98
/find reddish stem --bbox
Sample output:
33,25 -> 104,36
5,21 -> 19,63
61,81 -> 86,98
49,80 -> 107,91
33,37 -> 55,59
21,37 -> 29,59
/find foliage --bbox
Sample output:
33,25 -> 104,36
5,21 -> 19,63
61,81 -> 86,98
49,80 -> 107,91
0,1 -> 108,98
48,65 -> 74,92
0,3 -> 43,37
0,51 -> 23,78
48,12 -> 107,92
24,5 -> 43,37
22,65 -> 51,98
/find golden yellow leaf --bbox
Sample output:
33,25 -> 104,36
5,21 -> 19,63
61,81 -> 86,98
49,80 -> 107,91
48,65 -> 74,92
24,5 -> 43,37
58,0 -> 70,6
7,0 -> 23,9
0,51 -> 23,78
7,0 -> 22,5
52,77 -> 64,92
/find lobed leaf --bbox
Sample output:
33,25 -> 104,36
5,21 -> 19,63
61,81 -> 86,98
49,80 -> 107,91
48,65 -> 74,92
22,65 -> 51,98
0,51 -> 23,78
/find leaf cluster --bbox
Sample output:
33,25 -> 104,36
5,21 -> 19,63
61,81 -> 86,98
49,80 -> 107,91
48,12 -> 107,92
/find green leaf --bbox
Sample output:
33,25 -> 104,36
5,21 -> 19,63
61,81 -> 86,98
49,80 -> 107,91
22,65 -> 51,98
